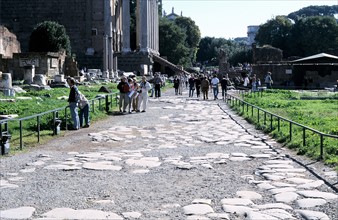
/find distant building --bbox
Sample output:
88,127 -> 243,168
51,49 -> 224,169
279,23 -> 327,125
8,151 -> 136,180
247,25 -> 260,45
165,7 -> 182,20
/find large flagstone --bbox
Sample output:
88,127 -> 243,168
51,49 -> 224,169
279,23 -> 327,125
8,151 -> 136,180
0,207 -> 35,219
39,208 -> 123,219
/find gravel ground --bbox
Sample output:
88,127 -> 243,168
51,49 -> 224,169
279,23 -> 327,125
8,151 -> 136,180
0,88 -> 337,220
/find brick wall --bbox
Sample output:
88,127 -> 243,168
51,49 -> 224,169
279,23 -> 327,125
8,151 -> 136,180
0,0 -> 111,69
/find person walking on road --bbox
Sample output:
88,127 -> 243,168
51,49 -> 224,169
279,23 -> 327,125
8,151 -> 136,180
153,73 -> 163,98
211,75 -> 219,100
173,76 -> 180,95
195,75 -> 202,98
188,75 -> 195,97
201,76 -> 210,100
220,74 -> 229,99
137,76 -> 152,112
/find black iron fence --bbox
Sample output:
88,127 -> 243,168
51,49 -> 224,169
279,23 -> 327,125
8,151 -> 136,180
0,92 -> 118,151
225,92 -> 338,159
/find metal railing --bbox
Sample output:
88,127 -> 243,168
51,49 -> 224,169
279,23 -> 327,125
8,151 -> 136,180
225,92 -> 338,159
0,92 -> 118,151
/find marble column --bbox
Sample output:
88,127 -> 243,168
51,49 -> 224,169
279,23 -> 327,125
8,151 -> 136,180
104,0 -> 113,78
122,0 -> 131,53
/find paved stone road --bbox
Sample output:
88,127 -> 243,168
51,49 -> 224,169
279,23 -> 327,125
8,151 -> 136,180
0,88 -> 337,219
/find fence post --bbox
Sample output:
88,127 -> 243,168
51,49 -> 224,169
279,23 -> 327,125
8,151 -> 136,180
110,94 -> 113,109
303,127 -> 306,147
320,134 -> 323,159
289,122 -> 292,141
278,118 -> 280,132
257,109 -> 260,123
251,106 -> 253,117
264,112 -> 267,125
64,107 -> 68,131
105,95 -> 109,113
37,116 -> 40,143
20,120 -> 23,150
270,114 -> 273,131
92,100 -> 95,113
53,111 -> 56,135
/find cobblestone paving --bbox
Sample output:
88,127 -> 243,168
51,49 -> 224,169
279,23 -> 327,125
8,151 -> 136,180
0,89 -> 337,219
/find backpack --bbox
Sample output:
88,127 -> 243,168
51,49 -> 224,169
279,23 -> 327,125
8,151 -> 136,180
77,91 -> 88,109
122,83 -> 130,93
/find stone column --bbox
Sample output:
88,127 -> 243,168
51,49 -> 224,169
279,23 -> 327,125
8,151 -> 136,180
138,0 -> 150,54
33,74 -> 47,86
122,0 -> 131,53
1,73 -> 14,96
155,1 -> 159,53
104,0 -> 114,78
24,65 -> 35,84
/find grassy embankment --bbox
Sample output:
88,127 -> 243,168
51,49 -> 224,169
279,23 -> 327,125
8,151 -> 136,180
231,90 -> 338,169
0,83 -> 118,152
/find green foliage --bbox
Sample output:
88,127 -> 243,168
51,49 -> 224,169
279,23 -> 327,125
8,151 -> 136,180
255,5 -> 338,58
29,21 -> 71,55
231,90 -> 338,167
288,16 -> 338,57
288,5 -> 338,21
159,18 -> 190,67
0,83 -> 118,150
197,37 -> 251,66
255,16 -> 293,57
174,17 -> 201,66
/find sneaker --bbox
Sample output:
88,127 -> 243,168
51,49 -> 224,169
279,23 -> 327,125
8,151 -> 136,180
82,124 -> 90,128
141,110 -> 146,112
136,110 -> 140,112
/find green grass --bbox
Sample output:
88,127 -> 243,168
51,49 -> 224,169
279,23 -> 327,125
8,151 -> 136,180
0,80 -> 173,154
0,83 -> 119,152
231,89 -> 338,169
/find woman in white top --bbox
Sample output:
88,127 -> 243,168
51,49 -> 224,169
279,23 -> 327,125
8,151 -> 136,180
137,76 -> 152,112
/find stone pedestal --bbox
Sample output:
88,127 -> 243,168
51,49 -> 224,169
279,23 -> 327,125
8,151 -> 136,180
33,74 -> 47,86
1,73 -> 12,89
54,75 -> 65,83
24,65 -> 35,84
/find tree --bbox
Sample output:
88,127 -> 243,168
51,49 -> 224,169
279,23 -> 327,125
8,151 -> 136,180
159,18 -> 190,66
255,16 -> 293,57
174,16 -> 201,66
29,21 -> 71,55
288,16 -> 338,57
196,37 -> 251,67
288,5 -> 338,21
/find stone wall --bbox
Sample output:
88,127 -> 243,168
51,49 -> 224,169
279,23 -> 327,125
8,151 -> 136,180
7,52 -> 66,80
0,26 -> 21,58
0,0 -> 123,70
